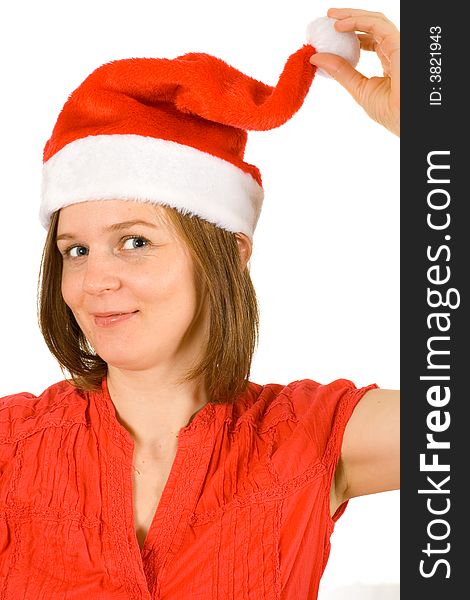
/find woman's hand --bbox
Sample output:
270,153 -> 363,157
310,8 -> 400,136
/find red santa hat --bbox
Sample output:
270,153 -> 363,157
40,17 -> 359,240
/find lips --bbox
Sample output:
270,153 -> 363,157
93,310 -> 139,327
92,310 -> 139,317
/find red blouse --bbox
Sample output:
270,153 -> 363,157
0,376 -> 377,599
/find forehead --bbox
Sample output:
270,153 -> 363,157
57,200 -> 173,234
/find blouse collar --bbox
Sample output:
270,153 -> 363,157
92,375 -> 230,454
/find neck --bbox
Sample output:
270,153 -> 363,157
106,365 -> 209,454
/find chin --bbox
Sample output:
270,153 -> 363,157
102,357 -> 144,371
94,348 -> 142,369
98,350 -> 162,372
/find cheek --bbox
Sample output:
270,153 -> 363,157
60,272 -> 79,309
139,261 -> 198,314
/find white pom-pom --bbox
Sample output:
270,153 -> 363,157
306,16 -> 360,78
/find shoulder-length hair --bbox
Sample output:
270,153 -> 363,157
37,204 -> 259,404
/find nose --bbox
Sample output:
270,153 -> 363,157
82,253 -> 121,295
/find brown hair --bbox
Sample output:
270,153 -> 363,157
37,204 -> 259,404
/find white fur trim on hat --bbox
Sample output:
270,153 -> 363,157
40,134 -> 264,239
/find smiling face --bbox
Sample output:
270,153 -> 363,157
56,200 -> 208,374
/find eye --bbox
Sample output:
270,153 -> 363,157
122,236 -> 150,250
63,245 -> 88,258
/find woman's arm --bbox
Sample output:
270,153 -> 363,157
331,389 -> 400,514
310,7 -> 400,136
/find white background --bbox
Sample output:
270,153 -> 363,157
0,1 -> 399,598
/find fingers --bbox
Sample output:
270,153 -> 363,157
328,8 -> 399,49
328,9 -> 400,79
327,8 -> 399,38
327,7 -> 388,18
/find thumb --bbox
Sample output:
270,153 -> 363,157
310,53 -> 367,103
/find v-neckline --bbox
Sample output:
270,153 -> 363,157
132,431 -> 185,556
131,447 -> 177,552
95,376 -> 228,594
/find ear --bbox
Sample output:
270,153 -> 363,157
235,233 -> 253,270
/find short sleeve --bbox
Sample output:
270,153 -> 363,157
286,378 -> 379,520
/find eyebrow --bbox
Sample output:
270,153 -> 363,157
56,220 -> 161,242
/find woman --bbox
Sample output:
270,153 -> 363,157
0,7 -> 399,599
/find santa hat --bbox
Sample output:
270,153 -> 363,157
40,17 -> 359,240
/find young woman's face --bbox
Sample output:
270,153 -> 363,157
56,200 -> 208,373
